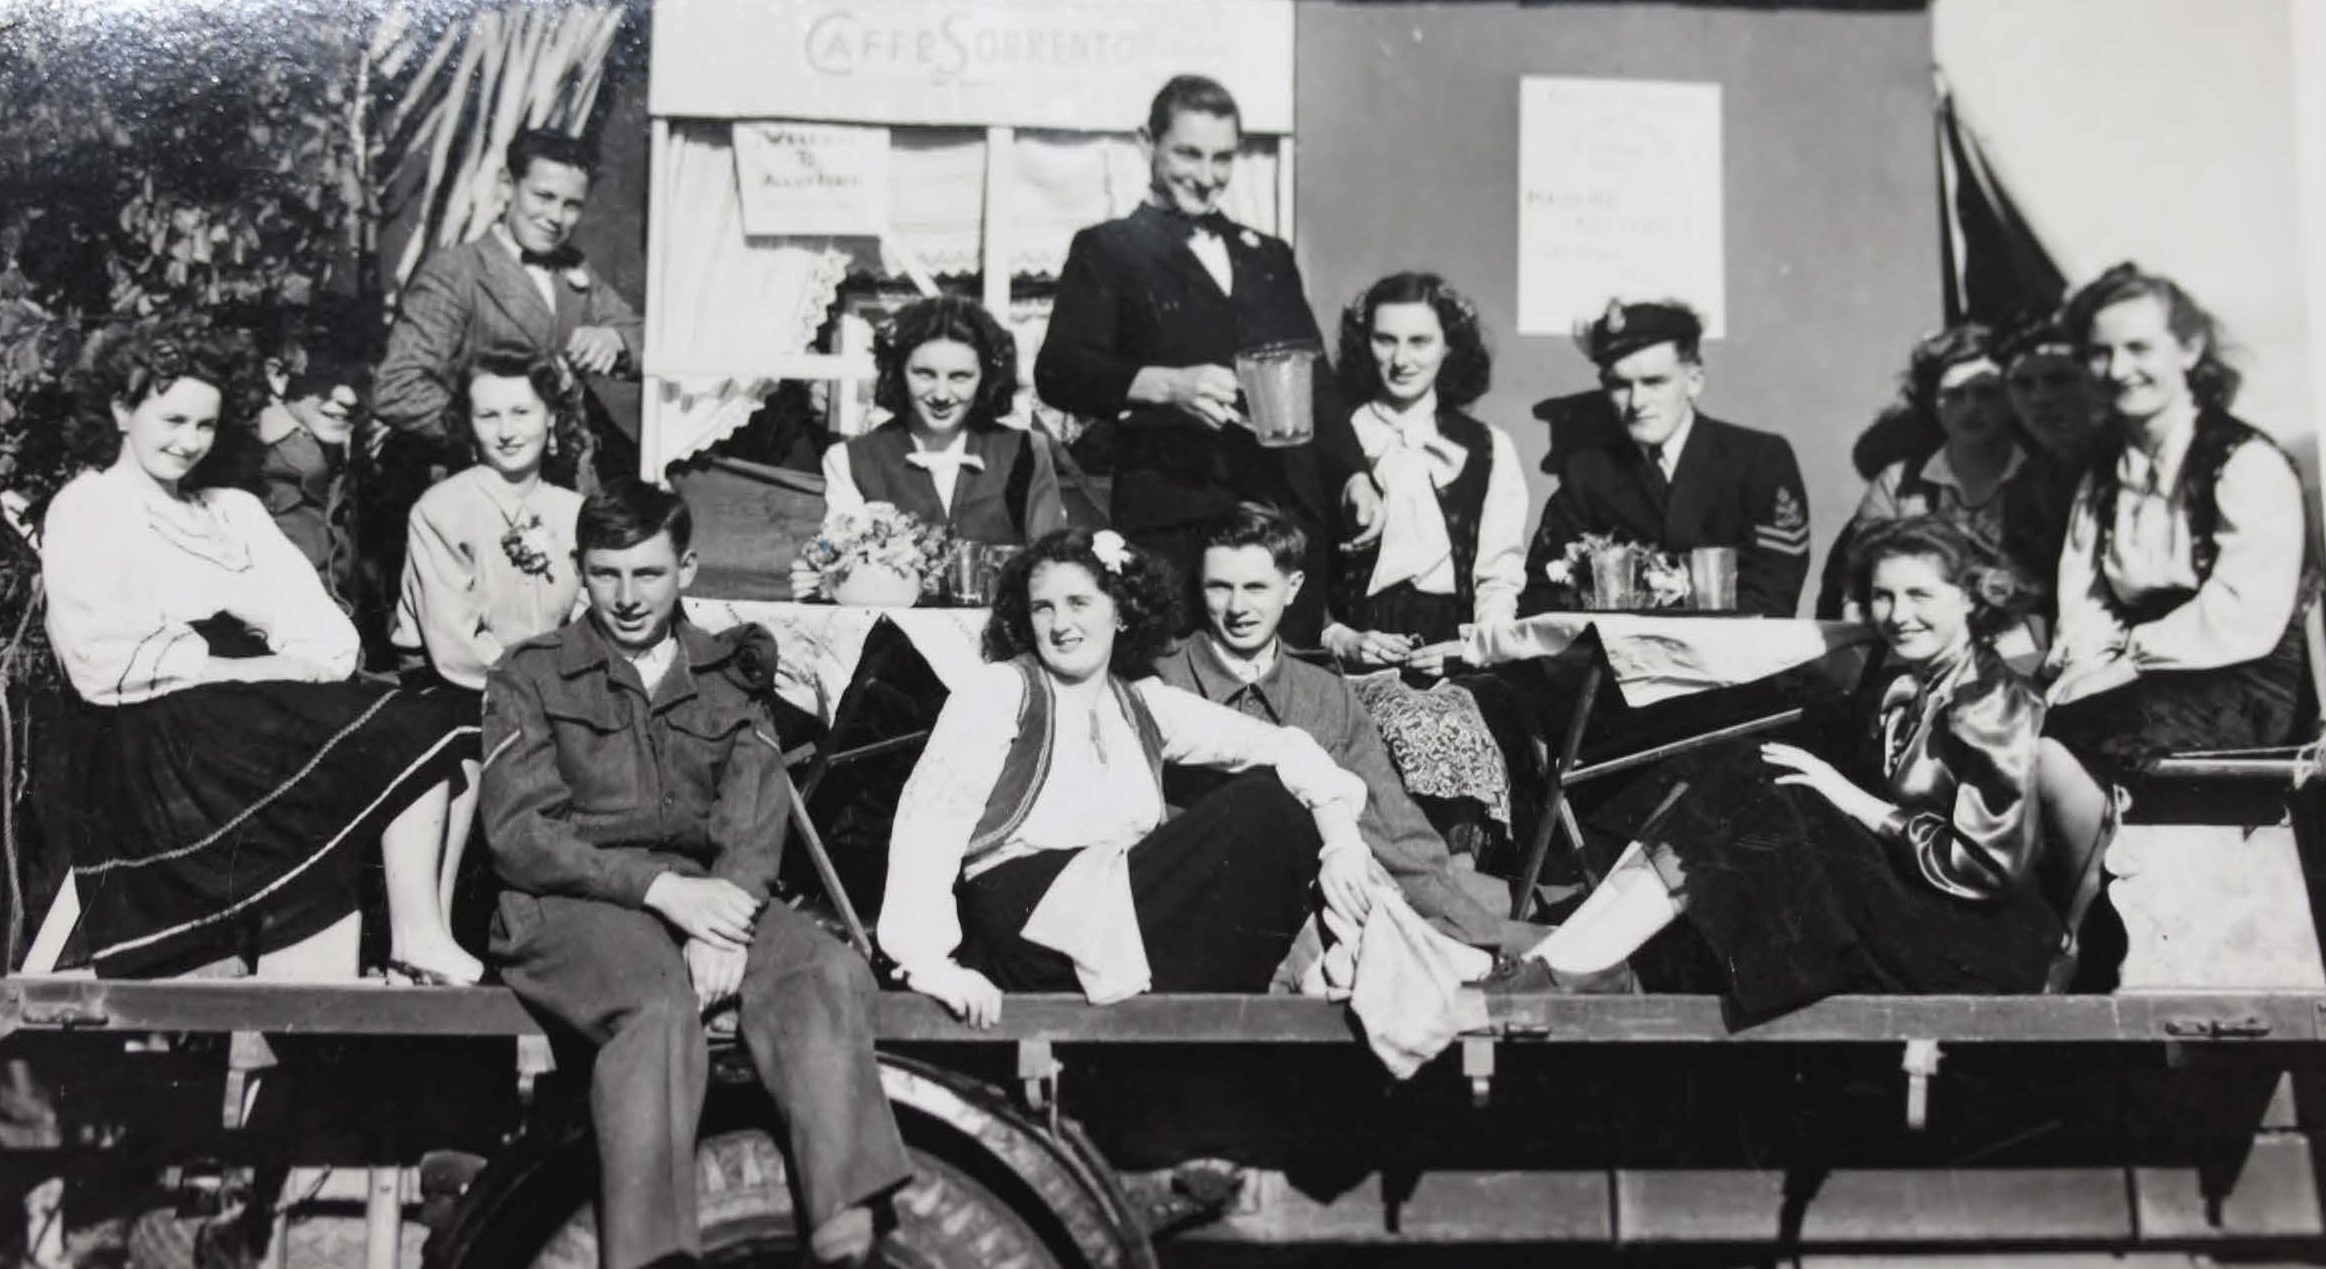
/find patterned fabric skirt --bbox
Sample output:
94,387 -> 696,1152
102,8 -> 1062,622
2044,613 -> 2307,778
1588,740 -> 2060,1028
1350,672 -> 1514,828
39,681 -> 478,978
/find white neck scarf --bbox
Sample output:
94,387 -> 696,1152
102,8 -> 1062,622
1353,394 -> 1465,597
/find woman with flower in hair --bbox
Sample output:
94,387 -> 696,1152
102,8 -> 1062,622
1324,272 -> 1528,674
391,351 -> 587,704
2040,264 -> 2309,780
1510,517 -> 2064,1020
38,319 -> 484,984
880,528 -> 1382,1024
821,296 -> 1067,545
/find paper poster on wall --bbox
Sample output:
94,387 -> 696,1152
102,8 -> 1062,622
1517,77 -> 1726,339
733,122 -> 892,237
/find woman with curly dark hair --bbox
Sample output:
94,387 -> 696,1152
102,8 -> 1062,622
37,318 -> 484,984
2039,264 -> 2308,775
880,528 -> 1380,1024
391,352 -> 588,699
816,294 -> 1067,547
1324,272 -> 1528,674
1511,516 -> 2065,1021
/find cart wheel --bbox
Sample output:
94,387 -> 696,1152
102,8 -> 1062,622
443,1128 -> 1064,1268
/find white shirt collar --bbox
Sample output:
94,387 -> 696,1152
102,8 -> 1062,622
1206,633 -> 1277,685
625,632 -> 679,692
1643,410 -> 1696,476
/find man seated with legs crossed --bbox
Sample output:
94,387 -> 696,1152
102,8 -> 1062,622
1151,503 -> 1546,956
482,483 -> 910,1269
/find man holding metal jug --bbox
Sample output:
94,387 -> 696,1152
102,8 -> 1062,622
1035,75 -> 1364,646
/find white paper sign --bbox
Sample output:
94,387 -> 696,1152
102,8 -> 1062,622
1518,77 -> 1726,338
732,122 -> 892,237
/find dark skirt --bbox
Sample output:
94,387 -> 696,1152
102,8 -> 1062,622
41,681 -> 478,978
1340,581 -> 1465,648
1592,740 -> 2060,1028
956,772 -> 1319,993
2044,613 -> 2307,778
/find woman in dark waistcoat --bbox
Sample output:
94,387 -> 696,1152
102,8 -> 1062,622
2039,265 -> 2310,779
815,295 -> 1068,547
877,529 -> 1381,1026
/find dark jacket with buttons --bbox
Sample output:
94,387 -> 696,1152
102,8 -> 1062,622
481,613 -> 789,908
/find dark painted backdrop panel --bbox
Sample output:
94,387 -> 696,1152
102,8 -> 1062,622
1294,2 -> 1943,613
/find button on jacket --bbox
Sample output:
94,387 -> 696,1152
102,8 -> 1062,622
481,613 -> 788,907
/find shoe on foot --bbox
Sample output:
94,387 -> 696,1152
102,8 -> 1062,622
809,1205 -> 877,1266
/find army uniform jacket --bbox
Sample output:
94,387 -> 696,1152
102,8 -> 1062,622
481,614 -> 788,908
1520,413 -> 1811,617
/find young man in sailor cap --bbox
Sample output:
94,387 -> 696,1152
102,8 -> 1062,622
1519,300 -> 1811,617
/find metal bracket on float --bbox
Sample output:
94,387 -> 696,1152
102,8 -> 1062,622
1901,1038 -> 1942,1131
1463,1037 -> 1496,1107
1017,1039 -> 1060,1113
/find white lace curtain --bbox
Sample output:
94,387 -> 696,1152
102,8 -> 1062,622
643,119 -> 1283,472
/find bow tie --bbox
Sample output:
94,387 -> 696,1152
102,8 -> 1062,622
519,245 -> 581,271
905,450 -> 986,475
1165,209 -> 1237,241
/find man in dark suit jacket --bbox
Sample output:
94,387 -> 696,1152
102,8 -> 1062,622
1034,74 -> 1361,645
374,128 -> 642,488
1520,301 -> 1811,617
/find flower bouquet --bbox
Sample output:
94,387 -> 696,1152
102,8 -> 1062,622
1542,532 -> 1691,611
793,502 -> 956,607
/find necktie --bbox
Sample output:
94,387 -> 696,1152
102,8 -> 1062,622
1641,443 -> 1670,503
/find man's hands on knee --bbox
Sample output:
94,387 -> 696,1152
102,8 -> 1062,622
644,874 -> 762,951
685,938 -> 748,1009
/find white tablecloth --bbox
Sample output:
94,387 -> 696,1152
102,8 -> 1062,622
689,599 -> 989,724
1460,613 -> 1878,708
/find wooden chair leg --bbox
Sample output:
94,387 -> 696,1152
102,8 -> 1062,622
1510,663 -> 1603,918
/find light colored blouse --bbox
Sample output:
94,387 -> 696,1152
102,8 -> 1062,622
2049,416 -> 2305,676
879,661 -> 1369,993
1868,641 -> 2043,902
392,466 -> 585,691
1855,443 -> 2027,545
42,465 -> 358,706
1333,393 -> 1528,634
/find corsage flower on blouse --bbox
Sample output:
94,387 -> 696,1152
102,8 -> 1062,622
500,511 -> 558,581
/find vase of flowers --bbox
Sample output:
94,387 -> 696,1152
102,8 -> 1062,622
1547,532 -> 1693,611
794,502 -> 955,607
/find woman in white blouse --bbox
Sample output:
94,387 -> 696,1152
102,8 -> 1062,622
1323,273 -> 1527,676
2040,264 -> 2310,816
879,528 -> 1382,1027
38,322 -> 483,985
391,352 -> 585,699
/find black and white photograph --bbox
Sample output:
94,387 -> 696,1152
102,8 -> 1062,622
1,0 -> 2325,1264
